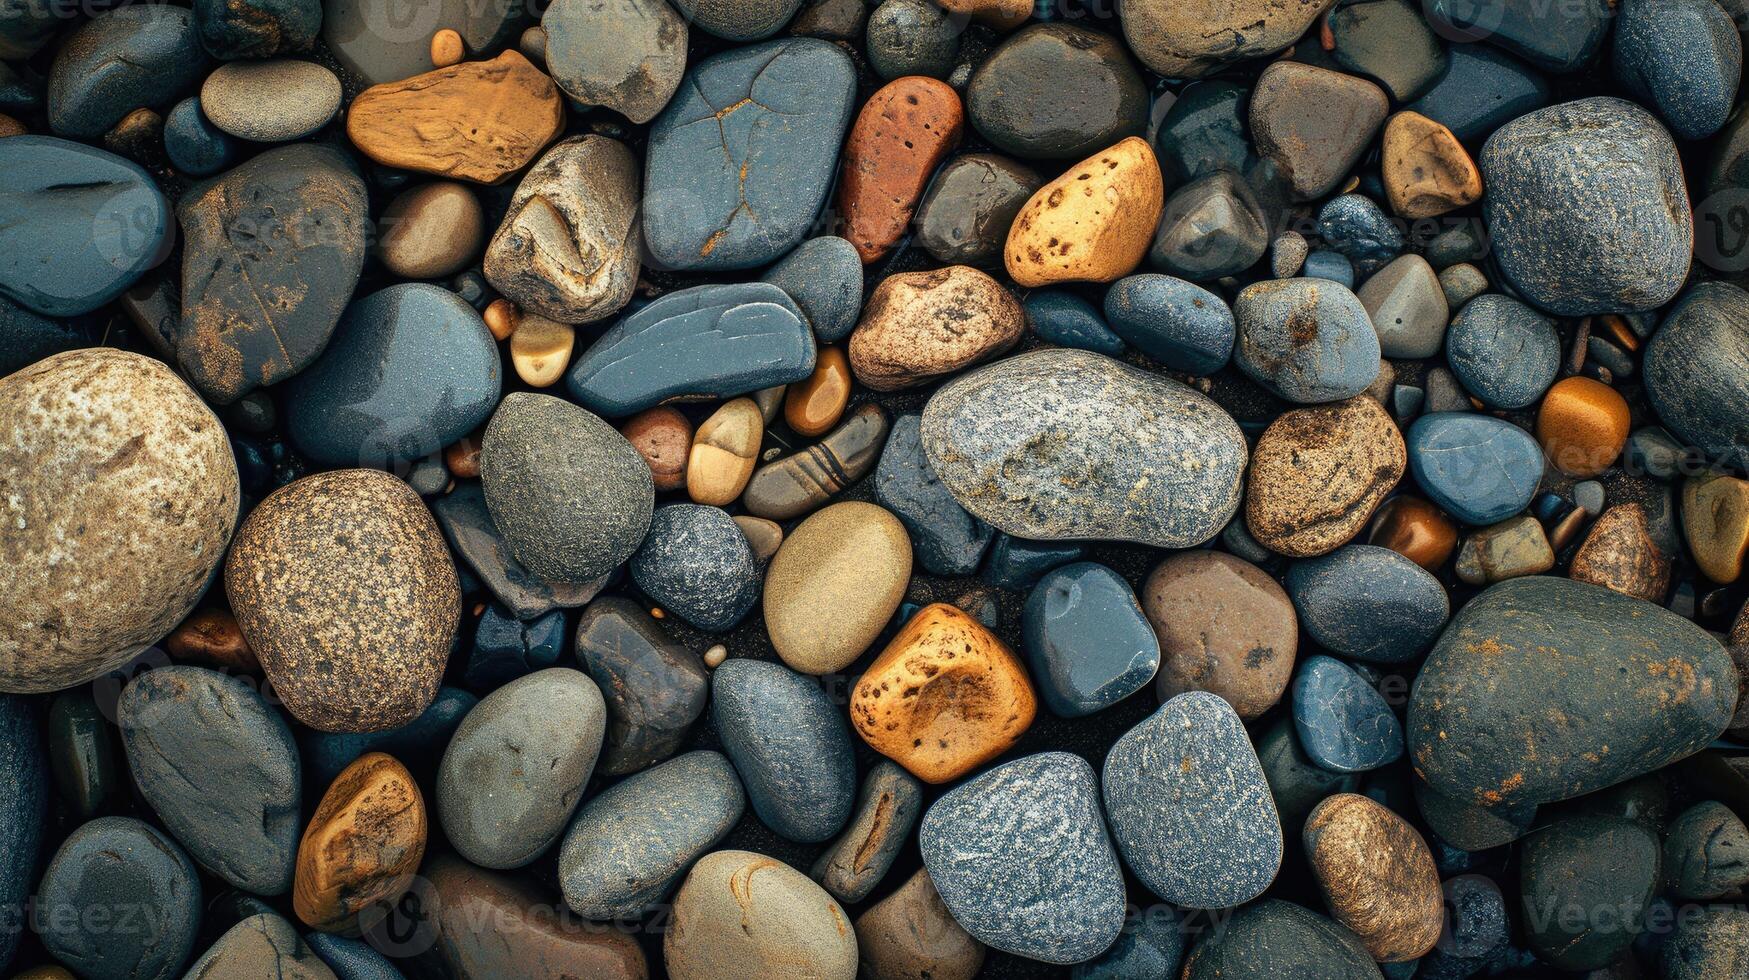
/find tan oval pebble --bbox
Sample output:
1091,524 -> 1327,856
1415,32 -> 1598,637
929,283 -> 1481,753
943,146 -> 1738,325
430,28 -> 464,67
201,59 -> 343,142
1683,472 -> 1749,584
1305,793 -> 1443,962
1245,395 -> 1405,558
483,298 -> 519,341
732,515 -> 783,562
849,267 -> 1024,391
665,850 -> 857,980
1146,551 -> 1297,719
621,406 -> 691,492
855,869 -> 985,980
509,314 -> 575,388
1382,111 -> 1483,219
764,502 -> 912,675
1570,503 -> 1671,603
687,397 -> 762,506
1004,136 -> 1164,287
0,349 -> 240,694
376,181 -> 484,279
293,752 -> 426,934
702,644 -> 728,668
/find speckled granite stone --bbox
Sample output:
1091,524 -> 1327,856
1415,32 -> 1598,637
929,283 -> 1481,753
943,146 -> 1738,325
1285,545 -> 1449,663
629,505 -> 759,632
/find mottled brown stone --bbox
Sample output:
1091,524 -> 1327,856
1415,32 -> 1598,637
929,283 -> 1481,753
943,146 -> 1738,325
849,266 -> 1024,391
426,854 -> 648,979
1146,551 -> 1297,720
1683,473 -> 1749,584
1120,0 -> 1336,77
1381,111 -> 1483,219
1455,515 -> 1555,585
837,77 -> 964,263
1246,396 -> 1405,558
1251,62 -> 1389,201
165,609 -> 260,673
1004,136 -> 1163,286
1570,503 -> 1671,603
376,181 -> 484,280
621,406 -> 691,492
855,869 -> 985,980
1304,793 -> 1443,962
294,752 -> 426,934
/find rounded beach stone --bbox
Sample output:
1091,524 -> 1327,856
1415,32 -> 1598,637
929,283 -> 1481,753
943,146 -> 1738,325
1303,793 -> 1442,962
630,504 -> 759,631
622,408 -> 692,492
920,752 -> 1127,964
1613,0 -> 1740,141
1570,503 -> 1671,603
1380,111 -> 1482,219
193,0 -> 319,58
1520,813 -> 1660,970
1664,801 -> 1749,900
1119,0 -> 1335,77
1480,97 -> 1691,316
1356,254 -> 1447,359
47,6 -> 208,140
1454,514 -> 1555,585
761,236 -> 864,342
163,98 -> 234,178
865,0 -> 959,80
1026,291 -> 1125,356
855,869 -> 984,980
1285,545 -> 1448,663
558,750 -> 744,919
184,914 -> 337,980
1146,550 -> 1297,719
1405,43 -> 1551,144
764,501 -> 912,674
541,0 -> 686,124
376,182 -> 484,280
966,24 -> 1147,161
743,403 -> 884,516
921,348 -> 1246,547
1182,900 -> 1378,978
436,668 -> 606,869
1444,294 -> 1560,410
1536,376 -> 1630,478
1249,62 -> 1388,201
1292,654 -> 1403,773
1103,273 -> 1235,374
915,154 -> 1043,268
1022,562 -> 1160,718
480,392 -> 654,587
712,658 -> 855,842
851,603 -> 1038,784
199,59 -> 340,142
687,397 -> 763,506
1413,773 -> 1536,852
1004,137 -> 1164,287
1233,278 -> 1381,404
293,753 -> 425,934
1661,906 -> 1749,980
1406,413 -> 1544,526
225,469 -> 457,733
0,349 -> 238,694
33,816 -> 201,980
836,77 -> 964,263
1367,496 -> 1459,572
1683,473 -> 1749,583
812,761 -> 923,903
575,597 -> 708,775
1257,718 -> 1359,832
1643,282 -> 1749,469
849,266 -> 1023,390
665,850 -> 856,980
1148,171 -> 1269,282
1104,691 -> 1282,909
426,854 -> 646,978
305,934 -> 402,980
784,346 -> 850,437
1245,396 -> 1405,557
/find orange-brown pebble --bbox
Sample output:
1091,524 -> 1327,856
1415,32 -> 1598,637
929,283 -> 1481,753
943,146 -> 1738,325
444,432 -> 483,479
165,608 -> 260,673
836,77 -> 964,263
483,298 -> 520,340
293,752 -> 427,934
783,347 -> 852,438
1304,793 -> 1444,962
1380,111 -> 1483,219
1536,376 -> 1630,478
937,0 -> 1031,28
1367,496 -> 1458,571
1570,503 -> 1671,603
687,397 -> 762,506
1004,136 -> 1164,287
849,603 -> 1036,784
1682,472 -> 1749,584
509,314 -> 575,388
430,28 -> 465,67
620,406 -> 692,492
0,113 -> 25,137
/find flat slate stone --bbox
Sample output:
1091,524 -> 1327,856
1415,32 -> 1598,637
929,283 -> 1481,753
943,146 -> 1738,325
1025,291 -> 1125,357
874,413 -> 996,576
1103,691 -> 1282,908
565,282 -> 816,417
465,606 -> 565,690
1444,294 -> 1560,410
629,504 -> 760,632
1406,413 -> 1544,525
711,658 -> 856,843
1291,655 -> 1404,773
643,38 -> 856,271
1404,43 -> 1550,143
920,752 -> 1127,964
47,6 -> 208,140
1285,545 -> 1449,663
0,695 -> 43,972
0,137 -> 171,317
1021,562 -> 1160,718
323,0 -> 530,86
433,483 -> 606,621
921,348 -> 1247,548
1644,282 -> 1749,471
33,816 -> 202,980
1182,899 -> 1382,979
1104,273 -> 1235,375
762,236 -> 863,343
574,596 -> 709,776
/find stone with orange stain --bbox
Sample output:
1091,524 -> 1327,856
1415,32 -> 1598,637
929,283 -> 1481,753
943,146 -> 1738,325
849,603 -> 1037,784
1304,793 -> 1443,962
810,760 -> 922,903
664,849 -> 856,980
1367,495 -> 1458,571
1381,111 -> 1483,219
1682,472 -> 1749,583
1003,136 -> 1164,287
836,78 -> 963,263
165,608 -> 260,673
1570,503 -> 1671,603
293,752 -> 426,933
1245,396 -> 1406,558
621,406 -> 692,492
1536,376 -> 1630,478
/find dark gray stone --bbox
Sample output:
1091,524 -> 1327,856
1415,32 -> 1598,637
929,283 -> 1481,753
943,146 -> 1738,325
790,0 -> 865,38
195,0 -> 319,58
1445,294 -> 1560,410
1182,900 -> 1381,979
0,296 -> 99,376
966,23 -> 1148,160
302,686 -> 476,788
47,6 -> 208,139
306,933 -> 406,980
33,816 -> 201,980
1151,80 -> 1256,186
1315,194 -> 1404,269
1615,0 -> 1740,140
1403,874 -> 1508,979
1662,800 -> 1749,900
1405,45 -> 1550,143
1071,909 -> 1187,980
1644,282 -> 1749,469
0,0 -> 59,59
541,0 -> 687,124
1660,906 -> 1749,979
1149,171 -> 1268,281
630,504 -> 760,632
761,236 -> 863,343
1257,717 -> 1359,833
1291,655 -> 1403,773
810,761 -> 922,903
574,596 -> 709,776
1285,545 -> 1449,664
1025,291 -> 1125,357
434,483 -> 607,620
323,0 -> 530,86
1520,814 -> 1659,970
711,658 -> 856,843
874,413 -> 995,576
914,153 -> 1043,268
1021,562 -> 1160,718
464,606 -> 565,691
672,0 -> 803,39
865,0 -> 959,80
1104,273 -> 1234,375
1328,0 -> 1446,101
0,695 -> 44,973
981,534 -> 1086,590
163,97 -> 235,178
1425,0 -> 1608,72
1233,278 -> 1381,404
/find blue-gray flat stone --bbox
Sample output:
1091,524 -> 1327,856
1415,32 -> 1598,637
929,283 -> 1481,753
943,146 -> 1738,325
565,282 -> 816,417
810,760 -> 922,903
301,686 -> 476,788
33,816 -> 202,980
1104,273 -> 1235,375
46,6 -> 208,139
1406,413 -> 1544,526
629,504 -> 759,632
1233,278 -> 1381,404
1445,294 -> 1560,410
762,236 -> 863,343
643,38 -> 856,270
1292,654 -> 1404,773
1285,545 -> 1449,664
306,933 -> 406,980
1643,282 -> 1749,470
1025,291 -> 1125,356
1103,691 -> 1282,908
874,413 -> 995,576
711,658 -> 855,843
920,751 -> 1127,964
1404,44 -> 1550,143
1021,561 -> 1160,718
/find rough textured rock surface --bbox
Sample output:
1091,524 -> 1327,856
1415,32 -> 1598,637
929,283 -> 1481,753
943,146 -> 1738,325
1118,0 -> 1337,78
1303,793 -> 1442,962
849,266 -> 1024,390
541,0 -> 686,124
1644,282 -> 1749,469
1245,396 -> 1405,558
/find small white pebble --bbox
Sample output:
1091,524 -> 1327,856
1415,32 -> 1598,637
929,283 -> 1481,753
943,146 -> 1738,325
703,644 -> 728,668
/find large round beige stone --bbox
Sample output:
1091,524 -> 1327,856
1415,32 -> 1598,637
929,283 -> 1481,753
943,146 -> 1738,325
764,501 -> 911,674
0,349 -> 239,693
665,850 -> 857,980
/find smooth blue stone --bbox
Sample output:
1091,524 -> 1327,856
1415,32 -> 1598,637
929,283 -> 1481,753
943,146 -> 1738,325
1027,291 -> 1126,356
981,533 -> 1085,589
0,695 -> 44,973
163,97 -> 235,178
873,413 -> 995,576
284,283 -> 502,468
0,136 -> 171,317
1316,194 -> 1404,268
1404,43 -> 1551,143
1286,545 -> 1450,664
565,281 -> 816,417
465,606 -> 565,692
1407,413 -> 1544,525
1103,274 -> 1234,375
711,659 -> 855,843
629,504 -> 760,632
1072,908 -> 1187,980
1445,294 -> 1560,410
1301,249 -> 1355,288
643,38 -> 856,270
1425,0 -> 1609,73
1292,654 -> 1404,773
761,236 -> 863,342
301,686 -> 477,788
0,296 -> 99,376
1021,562 -> 1160,718
1614,0 -> 1741,141
306,933 -> 405,980
46,5 -> 209,139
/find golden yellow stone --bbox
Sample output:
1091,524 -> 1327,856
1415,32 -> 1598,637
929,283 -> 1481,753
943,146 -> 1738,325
1683,472 -> 1749,584
1381,111 -> 1483,219
508,314 -> 574,388
1004,137 -> 1163,287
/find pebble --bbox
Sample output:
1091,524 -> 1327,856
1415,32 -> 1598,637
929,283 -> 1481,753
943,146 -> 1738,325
424,855 -> 646,978
1422,365 -> 1469,413
1429,0 -> 1608,71
193,0 -> 318,58
1233,278 -> 1381,403
687,397 -> 763,505
284,283 -> 501,468
302,687 -> 476,789
851,603 -> 1037,783
1271,230 -> 1309,278
436,668 -> 606,869
811,761 -> 922,903
1292,654 -> 1404,773
1445,294 -> 1560,409
293,753 -> 424,933
1301,249 -> 1355,287
1071,912 -> 1184,979
855,869 -> 985,980
673,0 -> 804,39
574,596 -> 709,775
1644,282 -> 1749,469
1004,136 -> 1164,287
1247,397 -> 1405,558
163,97 -> 234,177
566,282 -> 815,416
644,38 -> 856,270
480,392 -> 655,586
1146,551 -> 1297,720
507,315 -> 572,388
919,752 -> 1126,964
742,401 -> 889,518
1257,717 -> 1359,832
711,658 -> 856,842
1438,262 -> 1488,309
850,266 -> 1023,390
1303,794 -> 1442,962
1613,0 -> 1740,141
1664,801 -> 1749,899
1379,111 -> 1482,219
621,407 -> 691,492
865,0 -> 958,79
175,142 -> 368,403
47,6 -> 208,140
558,750 -> 744,919
483,135 -> 641,324
1357,254 -> 1447,358
1119,0 -> 1332,77
226,470 -> 458,732
1316,193 -> 1405,267
1406,413 -> 1544,525
1410,576 -> 1735,809
762,237 -> 864,342
922,349 -> 1246,547
1249,62 -> 1387,201
1328,0 -> 1445,101
1481,97 -> 1691,315
346,52 -> 564,184
764,501 -> 913,674
1022,562 -> 1160,718
433,483 -> 602,620
1181,899 -> 1382,978
838,77 -> 963,262
703,644 -> 729,668
47,690 -> 117,823
1404,43 -> 1550,143
1026,291 -> 1125,356
874,413 -> 995,576
1521,814 -> 1659,970
482,299 -> 518,341
1571,503 -> 1670,602
376,182 -> 484,280
1154,79 -> 1256,183
665,850 -> 856,979
1661,906 -> 1749,979
981,535 -> 1085,590
630,504 -> 760,631
199,59 -> 340,141
1286,545 -> 1448,663
541,0 -> 686,124
189,914 -> 341,978
429,28 -> 464,67
1148,171 -> 1269,282
465,607 -> 564,690
1104,691 -> 1282,909
1683,473 -> 1749,583
914,154 -> 1043,267
1455,514 -> 1555,585
967,24 -> 1147,160
0,350 -> 237,693
33,817 -> 201,980
1536,376 -> 1629,478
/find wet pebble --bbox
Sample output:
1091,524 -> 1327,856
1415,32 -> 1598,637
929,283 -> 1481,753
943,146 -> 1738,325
1021,562 -> 1159,718
711,659 -> 856,842
1292,654 -> 1404,773
914,154 -> 1042,267
1406,413 -> 1544,525
1286,545 -> 1449,663
967,24 -> 1147,160
33,817 -> 201,980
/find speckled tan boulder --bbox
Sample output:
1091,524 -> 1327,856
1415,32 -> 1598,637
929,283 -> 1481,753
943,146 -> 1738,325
1119,0 -> 1336,77
1246,396 -> 1405,558
665,850 -> 857,980
1004,137 -> 1163,287
1146,551 -> 1297,719
226,469 -> 459,733
764,502 -> 913,674
0,349 -> 239,693
1304,793 -> 1443,962
848,266 -> 1023,391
